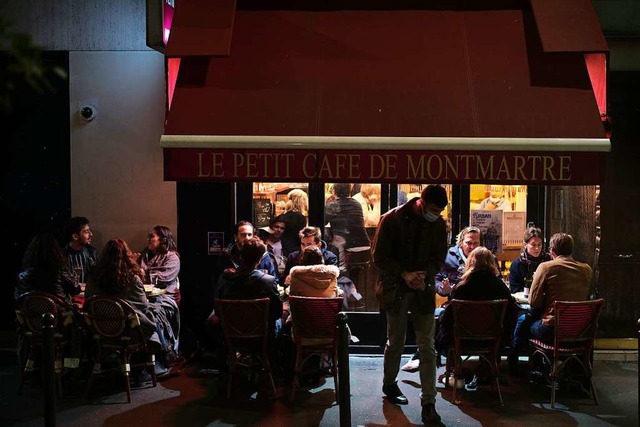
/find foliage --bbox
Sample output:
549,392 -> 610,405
0,17 -> 67,113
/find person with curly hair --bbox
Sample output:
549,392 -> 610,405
87,238 -> 179,378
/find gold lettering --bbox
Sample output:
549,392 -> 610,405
476,155 -> 495,180
246,153 -> 258,178
370,154 -> 385,179
384,154 -> 398,179
302,153 -> 316,178
427,155 -> 443,180
233,153 -> 245,177
260,153 -> 274,177
282,153 -> 295,178
348,154 -> 361,179
528,156 -> 541,180
542,156 -> 556,181
334,154 -> 347,179
444,155 -> 459,180
197,152 -> 211,177
559,156 -> 571,181
459,155 -> 474,180
496,156 -> 512,180
407,155 -> 426,180
318,155 -> 335,179
513,156 -> 527,181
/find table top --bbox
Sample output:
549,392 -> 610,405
143,284 -> 166,296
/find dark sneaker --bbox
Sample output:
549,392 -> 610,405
421,403 -> 442,424
130,369 -> 153,389
382,383 -> 408,404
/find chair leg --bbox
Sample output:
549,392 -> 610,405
290,350 -> 303,402
122,355 -> 132,403
83,361 -> 100,400
589,378 -> 599,405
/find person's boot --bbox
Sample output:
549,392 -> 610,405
421,402 -> 441,424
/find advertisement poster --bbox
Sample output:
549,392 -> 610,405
470,210 -> 503,254
503,212 -> 527,247
208,232 -> 224,255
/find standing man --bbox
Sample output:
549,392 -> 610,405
372,185 -> 448,424
401,225 -> 481,373
62,216 -> 98,284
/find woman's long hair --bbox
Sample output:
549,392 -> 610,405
457,246 -> 499,287
151,225 -> 178,255
92,238 -> 144,294
22,234 -> 66,282
286,189 -> 309,216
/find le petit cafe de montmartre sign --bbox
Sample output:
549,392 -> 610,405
163,148 -> 605,184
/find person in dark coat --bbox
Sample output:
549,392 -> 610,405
15,234 -> 81,305
435,246 -> 517,354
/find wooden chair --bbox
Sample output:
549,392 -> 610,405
288,296 -> 343,401
444,299 -> 508,405
215,298 -> 277,399
528,298 -> 605,408
15,291 -> 73,396
82,296 -> 157,403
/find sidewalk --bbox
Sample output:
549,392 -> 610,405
1,349 -> 637,426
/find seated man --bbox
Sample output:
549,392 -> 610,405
509,232 -> 593,376
216,237 -> 283,337
283,226 -> 338,279
218,220 -> 279,284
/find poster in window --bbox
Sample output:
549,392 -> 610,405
470,210 -> 503,254
253,198 -> 272,227
503,212 -> 526,247
208,232 -> 224,255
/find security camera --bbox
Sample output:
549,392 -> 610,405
79,105 -> 97,122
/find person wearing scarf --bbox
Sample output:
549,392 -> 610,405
508,227 -> 551,294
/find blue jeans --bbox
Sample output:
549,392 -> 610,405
530,319 -> 553,343
511,313 -> 534,354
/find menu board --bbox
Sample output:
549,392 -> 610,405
470,210 -> 503,254
253,198 -> 272,227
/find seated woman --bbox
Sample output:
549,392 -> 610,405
15,234 -> 82,305
139,225 -> 181,304
87,238 -> 179,377
435,246 -> 516,355
15,234 -> 84,368
509,226 -> 551,294
287,246 -> 342,298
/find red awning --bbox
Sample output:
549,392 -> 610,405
162,4 -> 609,184
165,0 -> 236,57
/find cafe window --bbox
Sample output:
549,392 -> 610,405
469,184 -> 528,255
252,183 -> 309,228
397,184 -> 453,243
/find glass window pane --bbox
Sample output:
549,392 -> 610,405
252,182 -> 309,260
469,184 -> 528,255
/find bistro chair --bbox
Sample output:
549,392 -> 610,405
444,299 -> 508,405
215,298 -> 277,399
528,298 -> 605,408
288,296 -> 344,402
15,291 -> 73,396
82,296 -> 157,403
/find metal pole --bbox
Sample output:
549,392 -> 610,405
42,313 -> 56,427
337,312 -> 351,427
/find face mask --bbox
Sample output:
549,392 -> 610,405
490,197 -> 501,203
423,209 -> 440,222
